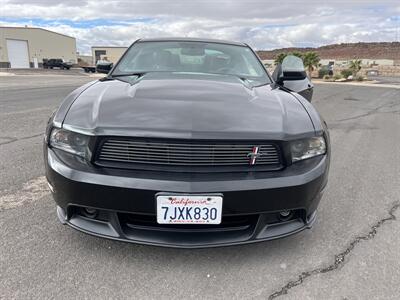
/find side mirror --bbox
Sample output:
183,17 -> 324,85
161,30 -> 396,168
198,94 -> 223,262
272,55 -> 313,102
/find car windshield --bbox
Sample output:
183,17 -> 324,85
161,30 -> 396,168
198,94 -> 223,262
112,41 -> 270,85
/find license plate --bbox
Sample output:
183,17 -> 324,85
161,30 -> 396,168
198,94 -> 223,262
156,194 -> 223,224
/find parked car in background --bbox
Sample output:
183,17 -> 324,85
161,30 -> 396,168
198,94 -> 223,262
83,60 -> 114,74
43,59 -> 73,70
44,38 -> 330,248
82,66 -> 96,73
96,60 -> 113,73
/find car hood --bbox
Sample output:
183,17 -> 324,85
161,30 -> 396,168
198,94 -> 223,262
63,73 -> 315,140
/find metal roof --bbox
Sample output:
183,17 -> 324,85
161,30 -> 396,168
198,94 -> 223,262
91,46 -> 128,49
0,26 -> 75,40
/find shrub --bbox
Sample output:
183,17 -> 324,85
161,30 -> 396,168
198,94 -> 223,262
340,69 -> 353,78
318,68 -> 329,78
356,75 -> 364,81
349,59 -> 362,76
323,75 -> 331,80
333,74 -> 342,80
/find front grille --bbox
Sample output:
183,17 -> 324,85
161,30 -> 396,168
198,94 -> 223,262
95,138 -> 282,171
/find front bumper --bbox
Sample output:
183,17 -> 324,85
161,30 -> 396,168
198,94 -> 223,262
45,148 -> 329,248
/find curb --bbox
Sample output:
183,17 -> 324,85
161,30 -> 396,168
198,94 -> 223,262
313,80 -> 400,89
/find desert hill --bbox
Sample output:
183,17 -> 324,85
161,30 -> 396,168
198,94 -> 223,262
257,42 -> 400,61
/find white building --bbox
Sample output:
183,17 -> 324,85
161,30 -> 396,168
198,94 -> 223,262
0,26 -> 77,68
91,46 -> 128,65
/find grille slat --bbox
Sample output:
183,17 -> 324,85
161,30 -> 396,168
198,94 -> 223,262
102,145 -> 271,151
97,157 -> 279,166
96,138 -> 282,170
105,140 -> 277,148
99,154 -> 280,163
102,145 -> 277,151
101,148 -> 261,155
100,150 -> 279,158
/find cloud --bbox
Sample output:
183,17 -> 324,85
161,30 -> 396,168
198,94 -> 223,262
0,0 -> 399,54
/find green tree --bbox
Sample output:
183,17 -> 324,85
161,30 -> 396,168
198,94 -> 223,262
274,53 -> 287,65
274,52 -> 303,65
290,52 -> 303,59
349,59 -> 362,76
302,52 -> 320,78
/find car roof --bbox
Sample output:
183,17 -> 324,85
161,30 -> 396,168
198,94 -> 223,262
138,37 -> 247,47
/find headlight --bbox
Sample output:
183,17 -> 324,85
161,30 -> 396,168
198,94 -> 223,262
49,128 -> 90,158
290,136 -> 326,162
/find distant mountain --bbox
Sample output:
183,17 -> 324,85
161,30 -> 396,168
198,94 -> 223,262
257,42 -> 400,61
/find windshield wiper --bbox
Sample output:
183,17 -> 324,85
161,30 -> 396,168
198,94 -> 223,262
103,72 -> 148,85
111,72 -> 147,78
100,72 -> 147,82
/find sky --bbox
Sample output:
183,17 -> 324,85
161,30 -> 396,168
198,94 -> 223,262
0,0 -> 399,55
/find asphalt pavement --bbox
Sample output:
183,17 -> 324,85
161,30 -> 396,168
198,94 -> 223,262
0,75 -> 399,299
369,76 -> 400,86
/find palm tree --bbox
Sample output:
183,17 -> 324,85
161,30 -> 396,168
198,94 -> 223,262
290,51 -> 304,59
302,52 -> 320,78
349,59 -> 362,76
274,52 -> 304,65
274,53 -> 287,65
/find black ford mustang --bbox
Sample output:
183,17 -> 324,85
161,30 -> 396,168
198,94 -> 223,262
44,38 -> 330,248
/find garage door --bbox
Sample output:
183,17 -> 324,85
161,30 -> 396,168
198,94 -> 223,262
6,39 -> 30,68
